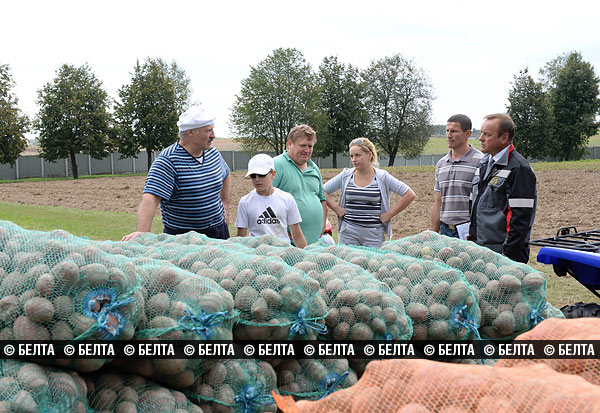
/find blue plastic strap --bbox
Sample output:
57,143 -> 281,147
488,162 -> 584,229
178,309 -> 228,340
234,384 -> 274,413
450,304 -> 484,364
450,304 -> 481,340
529,303 -> 548,326
289,307 -> 328,336
83,288 -> 135,339
318,371 -> 349,400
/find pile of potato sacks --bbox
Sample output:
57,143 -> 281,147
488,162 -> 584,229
0,221 -> 561,412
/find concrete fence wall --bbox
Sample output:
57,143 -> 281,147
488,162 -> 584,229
2,147 -> 600,180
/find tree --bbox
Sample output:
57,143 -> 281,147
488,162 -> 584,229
317,56 -> 368,168
114,58 -> 191,169
507,68 -> 552,159
539,52 -> 570,92
362,54 -> 434,166
35,64 -> 112,179
549,52 -> 600,161
0,63 -> 29,165
230,48 -> 324,154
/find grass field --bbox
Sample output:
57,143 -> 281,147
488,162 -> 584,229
0,202 -> 163,240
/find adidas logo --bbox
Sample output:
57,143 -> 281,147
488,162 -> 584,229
256,207 -> 280,224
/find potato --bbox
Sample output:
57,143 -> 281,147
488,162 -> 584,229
13,390 -> 37,413
0,295 -> 20,323
498,274 -> 521,293
13,315 -> 50,340
35,273 -> 55,297
146,292 -> 170,317
349,323 -> 374,340
406,303 -> 429,323
492,311 -> 517,336
23,297 -> 54,323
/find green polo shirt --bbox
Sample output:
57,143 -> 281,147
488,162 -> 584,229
273,152 -> 326,245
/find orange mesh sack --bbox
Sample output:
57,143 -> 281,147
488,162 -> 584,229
288,358 -> 600,413
496,317 -> 600,385
382,231 -> 550,339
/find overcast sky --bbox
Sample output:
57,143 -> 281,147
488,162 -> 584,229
3,0 -> 599,138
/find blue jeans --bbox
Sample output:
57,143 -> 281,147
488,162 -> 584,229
439,223 -> 459,238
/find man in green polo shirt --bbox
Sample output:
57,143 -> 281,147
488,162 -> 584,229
273,124 -> 327,245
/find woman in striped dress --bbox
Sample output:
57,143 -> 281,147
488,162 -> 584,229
324,138 -> 416,248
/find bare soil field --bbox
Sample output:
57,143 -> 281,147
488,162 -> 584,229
2,164 -> 599,243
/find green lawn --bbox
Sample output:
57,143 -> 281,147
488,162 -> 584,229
0,202 -> 162,241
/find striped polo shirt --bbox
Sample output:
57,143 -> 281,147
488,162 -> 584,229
144,142 -> 230,230
343,176 -> 382,227
434,145 -> 483,225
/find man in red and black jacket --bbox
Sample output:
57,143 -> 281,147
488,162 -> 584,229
469,113 -> 537,263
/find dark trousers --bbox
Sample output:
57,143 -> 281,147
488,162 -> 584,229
164,220 -> 230,240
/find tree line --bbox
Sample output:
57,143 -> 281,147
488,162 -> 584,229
1,49 -> 598,179
0,58 -> 190,178
507,51 -> 600,161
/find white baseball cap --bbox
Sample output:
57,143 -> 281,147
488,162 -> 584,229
246,153 -> 274,177
177,106 -> 215,132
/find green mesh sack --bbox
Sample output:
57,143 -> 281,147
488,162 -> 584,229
307,243 -> 481,341
275,358 -> 357,401
84,369 -> 203,413
110,258 -> 239,390
0,359 -> 89,413
382,231 -> 548,339
127,233 -> 329,341
223,239 -> 412,341
0,221 -> 142,372
185,359 -> 277,413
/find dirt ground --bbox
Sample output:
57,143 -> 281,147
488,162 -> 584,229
2,164 -> 600,242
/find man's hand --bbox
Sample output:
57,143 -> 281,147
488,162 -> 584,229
121,231 -> 145,242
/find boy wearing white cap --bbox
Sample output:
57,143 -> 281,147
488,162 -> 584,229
236,154 -> 307,248
122,106 -> 231,241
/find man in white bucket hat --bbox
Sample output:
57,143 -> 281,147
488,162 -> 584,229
123,106 -> 231,241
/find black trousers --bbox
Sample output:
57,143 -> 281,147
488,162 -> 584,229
163,220 -> 230,240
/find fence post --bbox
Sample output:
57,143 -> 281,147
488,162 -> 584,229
64,158 -> 68,177
15,158 -> 19,180
110,153 -> 114,175
88,154 -> 92,176
132,157 -> 136,174
40,157 -> 44,178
